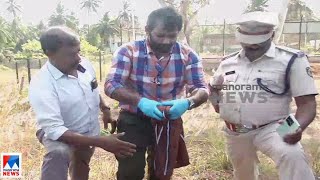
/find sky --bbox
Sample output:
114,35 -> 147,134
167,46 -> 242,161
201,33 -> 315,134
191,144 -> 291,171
0,0 -> 320,27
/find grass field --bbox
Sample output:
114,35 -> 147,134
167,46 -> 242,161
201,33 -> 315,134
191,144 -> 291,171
0,63 -> 320,180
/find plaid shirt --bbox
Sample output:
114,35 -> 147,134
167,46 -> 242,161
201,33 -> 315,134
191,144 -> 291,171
105,39 -> 208,113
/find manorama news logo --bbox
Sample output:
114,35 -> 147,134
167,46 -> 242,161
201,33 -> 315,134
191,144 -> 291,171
1,153 -> 22,178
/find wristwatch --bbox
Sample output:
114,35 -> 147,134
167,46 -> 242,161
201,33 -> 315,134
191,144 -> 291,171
187,98 -> 196,110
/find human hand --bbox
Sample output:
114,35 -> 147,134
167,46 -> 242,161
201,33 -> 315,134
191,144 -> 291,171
209,74 -> 224,91
283,127 -> 303,145
97,132 -> 136,158
101,109 -> 116,134
137,97 -> 164,120
277,119 -> 303,145
161,99 -> 190,120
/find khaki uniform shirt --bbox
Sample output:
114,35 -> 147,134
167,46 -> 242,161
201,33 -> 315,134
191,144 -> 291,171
212,43 -> 318,126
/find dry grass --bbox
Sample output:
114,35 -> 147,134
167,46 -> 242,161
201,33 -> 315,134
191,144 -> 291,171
1,66 -> 320,180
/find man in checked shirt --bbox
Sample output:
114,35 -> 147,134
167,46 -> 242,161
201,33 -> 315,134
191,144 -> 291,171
105,7 -> 209,180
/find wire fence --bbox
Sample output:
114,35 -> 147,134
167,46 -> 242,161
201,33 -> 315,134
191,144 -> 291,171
1,51 -> 112,85
120,19 -> 320,57
189,20 -> 320,56
1,19 -> 320,85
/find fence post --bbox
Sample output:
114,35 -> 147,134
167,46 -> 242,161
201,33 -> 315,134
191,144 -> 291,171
19,76 -> 24,94
15,62 -> 19,84
38,59 -> 42,69
27,59 -> 31,83
222,19 -> 226,56
298,15 -> 303,50
99,51 -> 102,82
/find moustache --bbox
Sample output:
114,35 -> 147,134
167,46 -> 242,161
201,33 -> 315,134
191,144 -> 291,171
151,43 -> 174,53
245,45 -> 261,51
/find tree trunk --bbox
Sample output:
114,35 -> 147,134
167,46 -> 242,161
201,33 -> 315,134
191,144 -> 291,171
120,23 -> 123,45
87,9 -> 90,35
274,0 -> 290,44
127,28 -> 130,42
107,36 -> 112,53
180,0 -> 189,44
157,0 -> 208,46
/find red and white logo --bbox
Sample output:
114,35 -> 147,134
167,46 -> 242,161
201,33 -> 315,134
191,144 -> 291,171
1,153 -> 22,178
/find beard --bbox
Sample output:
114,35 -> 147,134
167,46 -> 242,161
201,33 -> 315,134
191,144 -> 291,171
149,35 -> 174,53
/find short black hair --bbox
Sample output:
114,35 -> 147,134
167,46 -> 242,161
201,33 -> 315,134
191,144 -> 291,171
146,7 -> 183,32
39,26 -> 80,55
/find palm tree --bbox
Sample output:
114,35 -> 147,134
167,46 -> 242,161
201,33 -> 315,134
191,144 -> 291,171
37,21 -> 47,35
66,12 -> 80,32
245,0 -> 269,12
80,0 -> 101,14
117,0 -> 131,44
92,12 -> 119,50
0,17 -> 12,50
49,2 -> 66,26
6,0 -> 21,19
49,3 -> 79,32
6,0 -> 22,44
80,0 -> 101,33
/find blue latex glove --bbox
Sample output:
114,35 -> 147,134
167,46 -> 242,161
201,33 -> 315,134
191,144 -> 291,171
137,98 -> 164,120
161,99 -> 190,120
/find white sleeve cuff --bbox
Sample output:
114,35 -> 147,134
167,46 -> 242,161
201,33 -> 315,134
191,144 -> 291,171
45,126 -> 69,141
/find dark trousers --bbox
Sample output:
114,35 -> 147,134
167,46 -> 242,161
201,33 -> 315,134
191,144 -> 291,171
116,110 -> 160,180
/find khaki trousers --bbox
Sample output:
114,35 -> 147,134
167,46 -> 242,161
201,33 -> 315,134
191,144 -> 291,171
36,129 -> 95,180
224,122 -> 315,180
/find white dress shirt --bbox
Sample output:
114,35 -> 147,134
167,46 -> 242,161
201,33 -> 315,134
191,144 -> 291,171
29,58 -> 100,140
212,43 -> 318,126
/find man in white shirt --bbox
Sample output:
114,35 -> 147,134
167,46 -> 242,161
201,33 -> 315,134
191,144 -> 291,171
209,11 -> 317,180
29,26 -> 136,180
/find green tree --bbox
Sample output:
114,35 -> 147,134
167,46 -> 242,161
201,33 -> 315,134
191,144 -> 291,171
66,12 -> 80,32
86,29 -> 101,47
286,0 -> 318,21
80,0 -> 101,33
80,0 -> 101,15
49,2 -> 79,32
157,0 -> 211,45
36,21 -> 47,37
117,0 -> 131,44
22,39 -> 45,59
80,37 -> 99,57
10,18 -> 29,52
6,0 -> 21,19
245,0 -> 269,12
49,2 -> 67,26
0,17 -> 13,51
6,0 -> 24,49
92,12 -> 119,50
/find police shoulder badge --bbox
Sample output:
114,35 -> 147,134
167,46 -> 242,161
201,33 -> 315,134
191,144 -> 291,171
306,67 -> 313,78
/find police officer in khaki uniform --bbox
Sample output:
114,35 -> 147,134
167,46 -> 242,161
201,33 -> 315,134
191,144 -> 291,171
209,11 -> 318,180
